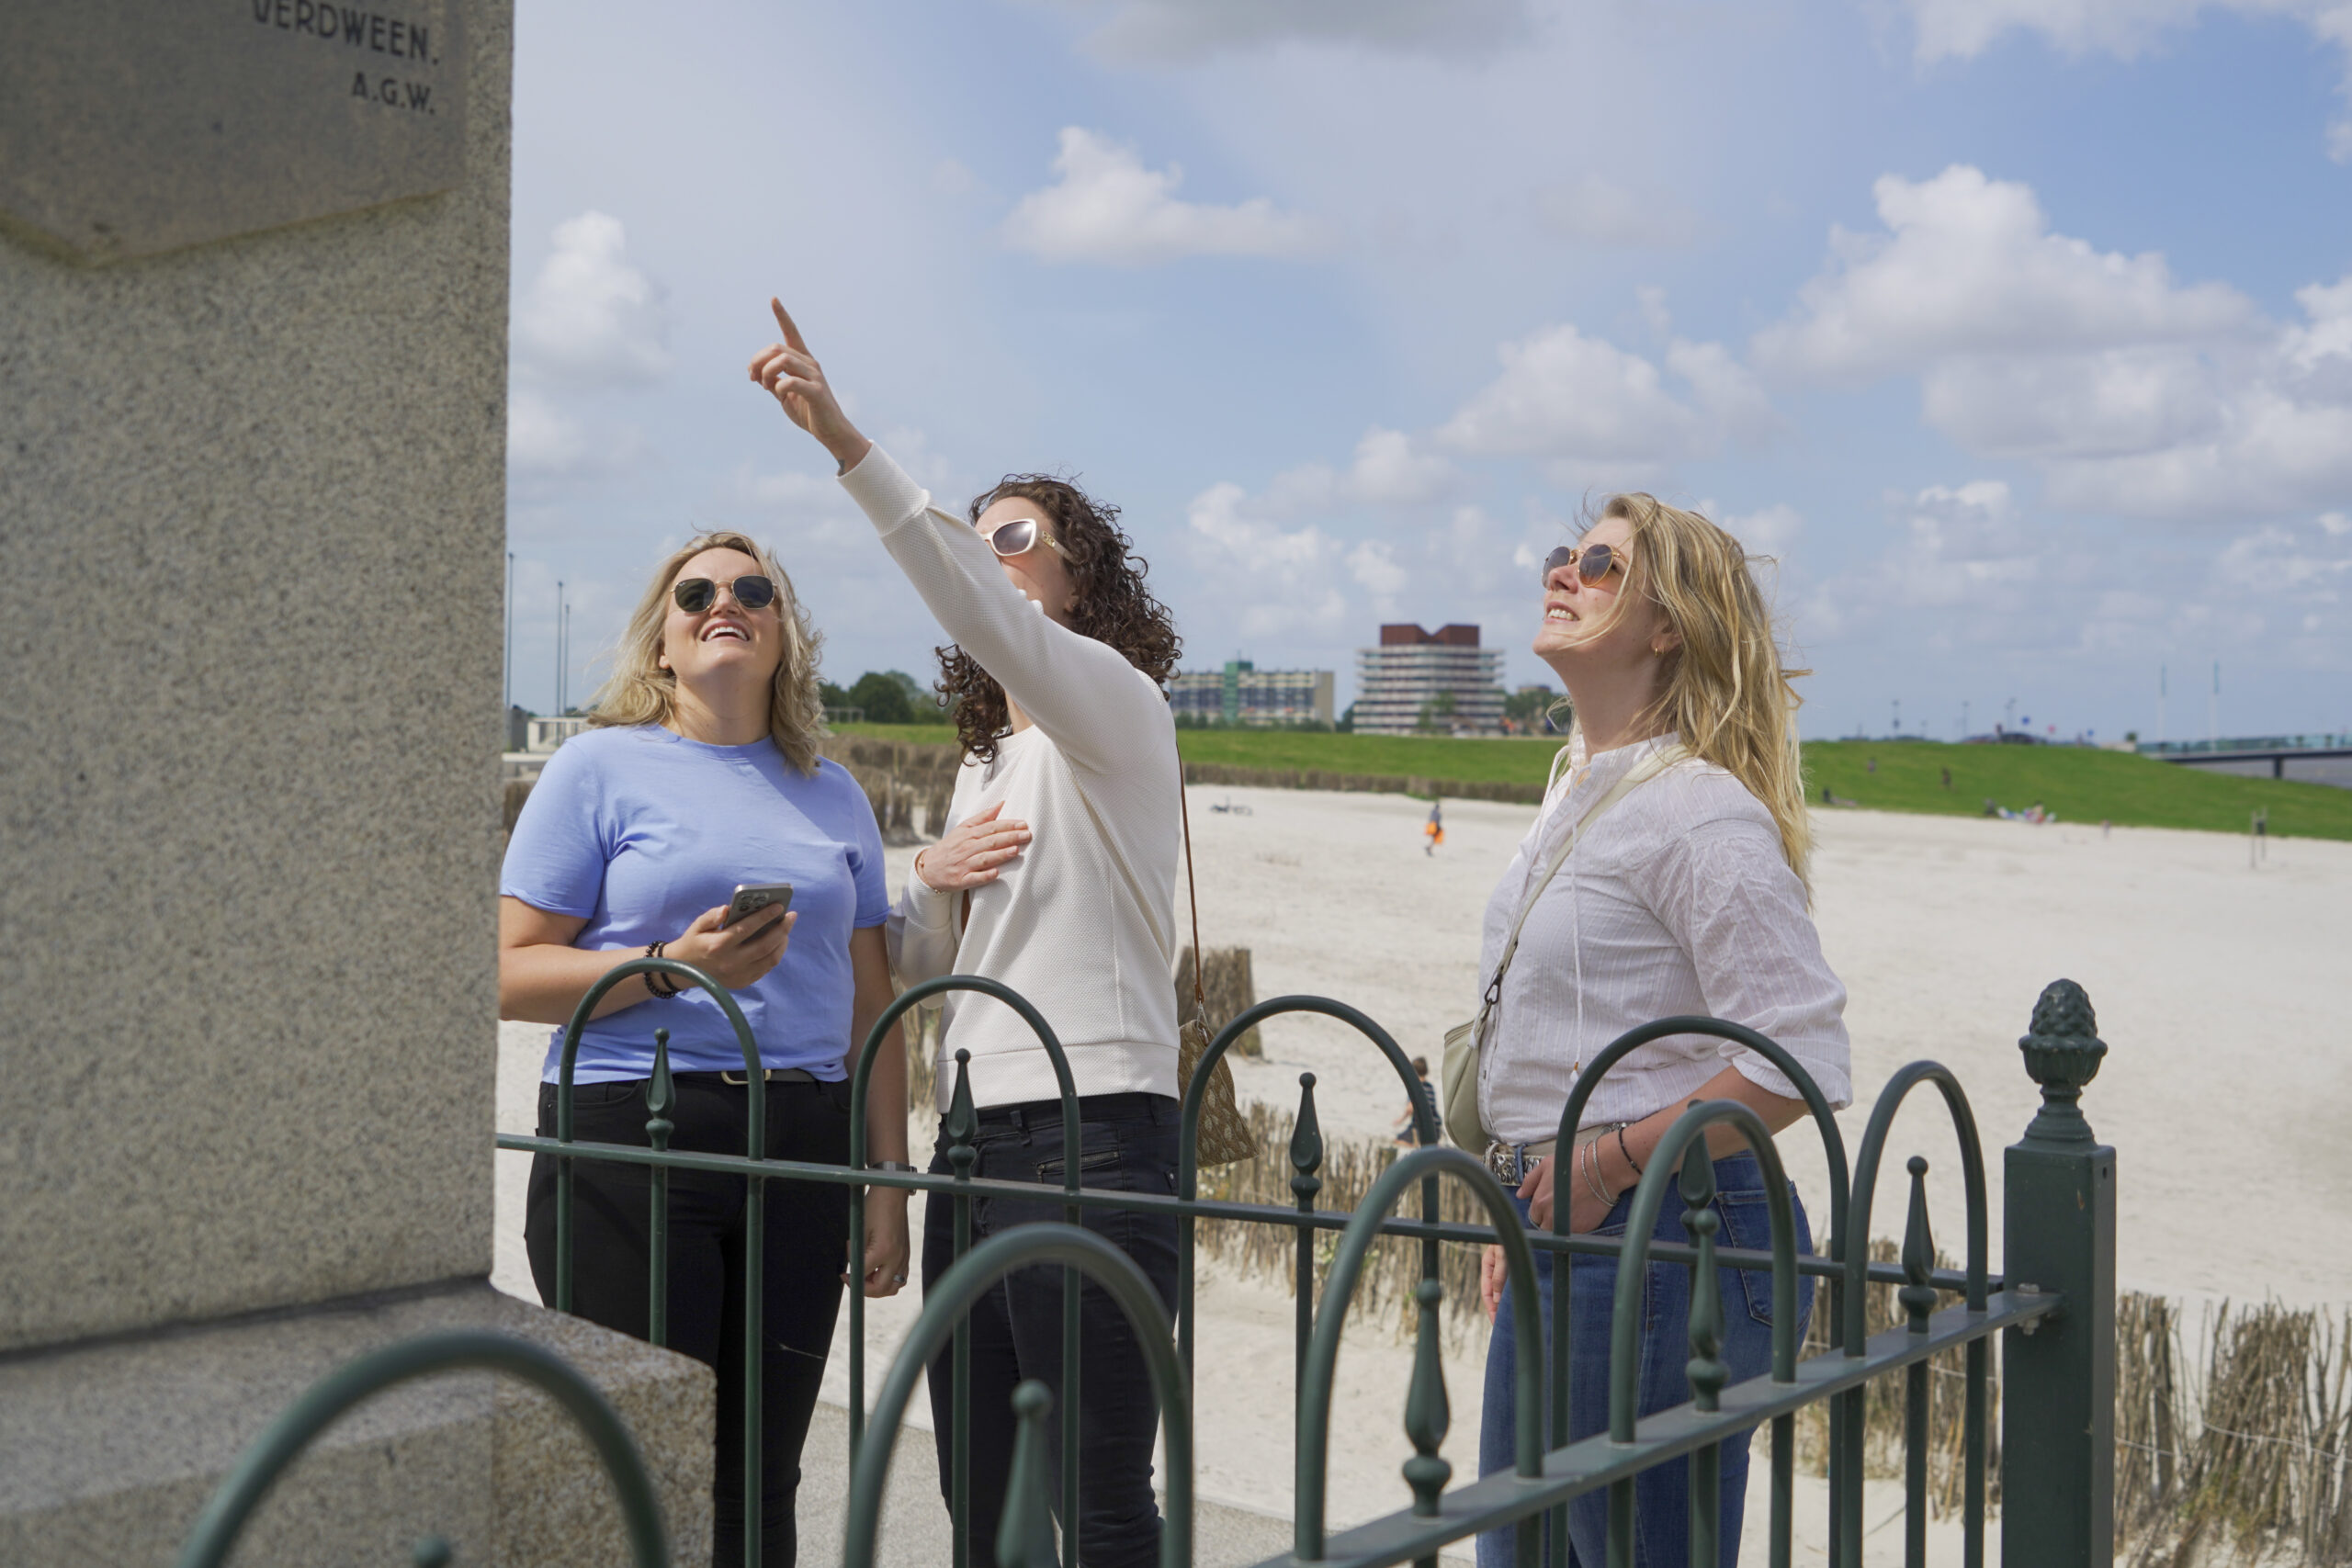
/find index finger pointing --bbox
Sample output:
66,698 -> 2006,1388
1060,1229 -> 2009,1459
770,298 -> 809,354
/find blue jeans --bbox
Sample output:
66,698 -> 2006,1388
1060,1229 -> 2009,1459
922,1092 -> 1181,1568
1476,1153 -> 1815,1568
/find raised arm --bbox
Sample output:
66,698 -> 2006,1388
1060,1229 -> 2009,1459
747,300 -> 1170,774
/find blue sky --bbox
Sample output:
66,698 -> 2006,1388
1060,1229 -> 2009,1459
504,0 -> 2352,742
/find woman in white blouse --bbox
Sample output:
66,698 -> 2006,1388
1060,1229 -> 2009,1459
1471,495 -> 1852,1568
748,302 -> 1187,1568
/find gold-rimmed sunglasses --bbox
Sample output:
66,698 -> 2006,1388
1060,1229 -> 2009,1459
978,516 -> 1070,560
1542,543 -> 1626,587
673,574 -> 777,614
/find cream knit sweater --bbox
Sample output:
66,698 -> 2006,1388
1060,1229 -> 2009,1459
842,446 -> 1182,1110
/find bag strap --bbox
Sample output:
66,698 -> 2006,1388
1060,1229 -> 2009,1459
1179,760 -> 1206,1017
1478,740 -> 1687,1013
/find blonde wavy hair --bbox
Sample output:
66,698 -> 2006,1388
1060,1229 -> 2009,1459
587,531 -> 827,775
1577,494 -> 1813,888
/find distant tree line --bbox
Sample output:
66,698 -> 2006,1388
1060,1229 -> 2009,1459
821,670 -> 953,725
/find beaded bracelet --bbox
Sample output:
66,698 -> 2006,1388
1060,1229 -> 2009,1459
643,940 -> 680,998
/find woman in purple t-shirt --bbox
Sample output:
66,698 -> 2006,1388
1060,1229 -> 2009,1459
499,530 -> 908,1568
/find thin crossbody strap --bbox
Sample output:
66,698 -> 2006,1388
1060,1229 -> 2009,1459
1179,762 -> 1206,1015
1478,742 -> 1687,1013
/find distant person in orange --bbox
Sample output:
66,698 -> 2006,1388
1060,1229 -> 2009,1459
1424,797 -> 1444,855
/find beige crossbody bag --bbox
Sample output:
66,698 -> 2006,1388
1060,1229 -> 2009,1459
1439,743 -> 1688,1150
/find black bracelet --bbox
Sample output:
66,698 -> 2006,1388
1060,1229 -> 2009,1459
644,941 -> 679,999
1616,1122 -> 1644,1179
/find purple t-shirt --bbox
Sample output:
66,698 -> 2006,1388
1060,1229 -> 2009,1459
501,725 -> 888,1083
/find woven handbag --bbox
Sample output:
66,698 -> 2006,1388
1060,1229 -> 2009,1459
1178,778 -> 1256,1168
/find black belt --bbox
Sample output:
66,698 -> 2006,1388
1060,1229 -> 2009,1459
970,1091 -> 1175,1130
671,1067 -> 823,1087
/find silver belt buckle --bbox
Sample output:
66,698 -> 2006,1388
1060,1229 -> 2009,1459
1485,1141 -> 1520,1185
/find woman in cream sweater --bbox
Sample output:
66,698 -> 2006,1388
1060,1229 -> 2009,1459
748,301 -> 1186,1568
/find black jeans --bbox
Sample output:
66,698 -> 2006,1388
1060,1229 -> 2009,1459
922,1092 -> 1181,1568
526,1074 -> 853,1568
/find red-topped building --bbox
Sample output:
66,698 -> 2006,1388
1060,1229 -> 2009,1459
1354,623 -> 1506,734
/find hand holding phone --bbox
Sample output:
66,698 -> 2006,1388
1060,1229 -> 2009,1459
723,882 -> 794,929
666,884 -> 797,994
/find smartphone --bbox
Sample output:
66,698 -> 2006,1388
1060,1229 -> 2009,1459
723,882 -> 794,930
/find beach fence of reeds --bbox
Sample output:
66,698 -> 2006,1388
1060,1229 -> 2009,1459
1186,1116 -> 2352,1566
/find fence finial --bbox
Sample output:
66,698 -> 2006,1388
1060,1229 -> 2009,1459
1899,1156 -> 1938,1332
996,1382 -> 1060,1568
2018,978 -> 2108,1148
946,1048 -> 978,1180
1402,1277 -> 1452,1516
1289,1073 -> 1324,1200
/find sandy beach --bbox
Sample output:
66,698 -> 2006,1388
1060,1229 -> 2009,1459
492,783 -> 2351,1563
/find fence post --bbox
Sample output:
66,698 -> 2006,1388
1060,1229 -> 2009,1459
1999,979 -> 2116,1568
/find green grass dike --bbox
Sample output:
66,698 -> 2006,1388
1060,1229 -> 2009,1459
827,724 -> 2352,841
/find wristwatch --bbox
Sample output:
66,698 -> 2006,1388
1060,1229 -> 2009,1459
867,1161 -> 918,1174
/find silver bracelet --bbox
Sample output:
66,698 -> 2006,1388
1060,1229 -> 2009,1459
1583,1138 -> 1616,1209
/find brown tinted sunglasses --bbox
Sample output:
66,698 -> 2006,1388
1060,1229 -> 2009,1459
1542,543 -> 1626,587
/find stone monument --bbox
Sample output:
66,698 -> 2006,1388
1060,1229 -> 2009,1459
0,3 -> 712,1561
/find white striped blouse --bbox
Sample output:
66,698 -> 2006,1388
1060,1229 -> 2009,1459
1474,730 -> 1854,1147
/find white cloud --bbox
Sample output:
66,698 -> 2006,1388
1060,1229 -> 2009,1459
1801,479 -> 2352,659
507,389 -> 587,474
1182,481 -> 1350,637
1236,428 -> 1461,515
1713,502 -> 1805,558
1347,540 -> 1410,609
1069,0 -> 1535,62
1894,1 -> 2352,161
1799,480 -> 2047,643
1341,427 -> 1457,504
1533,176 -> 1702,248
505,389 -> 651,483
1666,339 -> 1781,441
1758,167 -> 2352,517
512,211 -> 670,386
1435,322 -> 1772,476
1001,128 -> 1331,265
1753,166 -> 2251,380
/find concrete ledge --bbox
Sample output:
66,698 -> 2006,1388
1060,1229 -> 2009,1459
0,1280 -> 712,1568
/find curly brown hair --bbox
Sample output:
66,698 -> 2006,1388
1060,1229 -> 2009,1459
938,474 -> 1182,762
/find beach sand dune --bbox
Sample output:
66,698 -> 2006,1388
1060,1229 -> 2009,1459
1149,784 -> 2352,1313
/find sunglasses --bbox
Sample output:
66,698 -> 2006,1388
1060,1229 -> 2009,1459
1542,543 -> 1627,588
673,574 -> 777,615
978,516 -> 1069,560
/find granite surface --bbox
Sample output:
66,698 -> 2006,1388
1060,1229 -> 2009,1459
0,1281 -> 713,1568
0,0 -> 514,1350
0,1 -> 468,262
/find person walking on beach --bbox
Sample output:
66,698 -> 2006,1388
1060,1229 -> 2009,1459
1467,496 -> 1852,1568
1394,1055 -> 1439,1146
749,300 -> 1185,1568
1424,796 -> 1445,855
502,533 -> 911,1567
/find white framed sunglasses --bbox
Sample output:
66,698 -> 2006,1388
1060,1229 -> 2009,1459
977,515 -> 1070,560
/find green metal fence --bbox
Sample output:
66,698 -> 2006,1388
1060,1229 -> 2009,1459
183,966 -> 2115,1568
